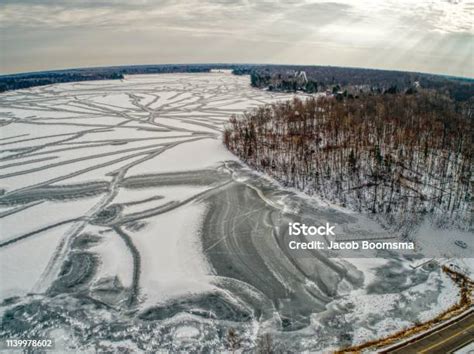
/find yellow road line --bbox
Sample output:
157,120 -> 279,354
419,323 -> 474,353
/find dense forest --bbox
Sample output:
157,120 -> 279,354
224,92 -> 473,231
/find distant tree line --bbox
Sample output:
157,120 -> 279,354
0,72 -> 124,92
224,92 -> 473,230
2,64 -> 472,102
0,64 -> 236,92
233,66 -> 474,102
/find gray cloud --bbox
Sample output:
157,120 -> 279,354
0,0 -> 472,76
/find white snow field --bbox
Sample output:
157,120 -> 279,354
0,72 -> 471,352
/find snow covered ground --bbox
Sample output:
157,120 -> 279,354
0,72 -> 471,352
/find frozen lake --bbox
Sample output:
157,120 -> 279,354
0,73 -> 465,351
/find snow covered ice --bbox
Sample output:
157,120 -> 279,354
0,73 -> 469,352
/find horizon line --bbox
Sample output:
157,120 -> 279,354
1,62 -> 473,81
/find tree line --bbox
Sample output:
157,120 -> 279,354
0,64 -> 235,92
236,66 -> 474,102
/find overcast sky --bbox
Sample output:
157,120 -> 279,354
0,0 -> 472,77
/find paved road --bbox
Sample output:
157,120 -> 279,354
387,310 -> 474,354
